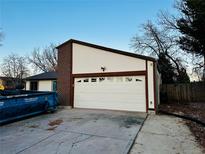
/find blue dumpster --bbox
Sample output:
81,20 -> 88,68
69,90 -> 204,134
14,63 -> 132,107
0,90 -> 58,125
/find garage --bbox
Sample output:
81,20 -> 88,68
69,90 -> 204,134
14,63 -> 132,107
57,39 -> 160,113
74,76 -> 146,112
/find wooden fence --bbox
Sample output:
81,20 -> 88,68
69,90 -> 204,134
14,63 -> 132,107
161,82 -> 205,103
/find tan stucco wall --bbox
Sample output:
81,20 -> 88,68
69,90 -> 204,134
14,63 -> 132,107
72,43 -> 146,74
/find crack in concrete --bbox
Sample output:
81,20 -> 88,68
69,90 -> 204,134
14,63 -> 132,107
55,140 -> 66,154
2,111 -> 146,154
68,135 -> 93,154
12,126 -> 130,154
67,135 -> 80,154
14,122 -> 130,142
53,135 -> 82,154
16,132 -> 58,154
58,129 -> 129,141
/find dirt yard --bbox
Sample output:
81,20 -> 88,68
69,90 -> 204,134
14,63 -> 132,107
159,102 -> 205,152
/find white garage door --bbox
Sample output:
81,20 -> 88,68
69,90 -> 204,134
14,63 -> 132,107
74,76 -> 146,112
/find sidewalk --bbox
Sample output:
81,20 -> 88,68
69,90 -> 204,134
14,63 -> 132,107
130,114 -> 203,154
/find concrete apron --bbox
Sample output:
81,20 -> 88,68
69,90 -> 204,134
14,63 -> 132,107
0,109 -> 147,154
130,114 -> 204,154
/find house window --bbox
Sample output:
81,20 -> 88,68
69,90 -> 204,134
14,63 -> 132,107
136,79 -> 142,82
91,78 -> 97,82
125,77 -> 132,82
84,79 -> 89,82
30,81 -> 38,91
99,77 -> 105,82
52,80 -> 57,91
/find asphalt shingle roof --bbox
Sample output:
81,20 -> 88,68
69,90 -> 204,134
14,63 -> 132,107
25,72 -> 57,80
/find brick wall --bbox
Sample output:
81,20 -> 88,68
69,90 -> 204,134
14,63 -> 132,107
57,42 -> 72,106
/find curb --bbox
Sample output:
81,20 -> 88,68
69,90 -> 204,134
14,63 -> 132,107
159,110 -> 205,127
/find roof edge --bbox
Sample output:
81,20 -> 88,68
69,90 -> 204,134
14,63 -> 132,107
24,72 -> 57,81
56,39 -> 156,61
25,78 -> 57,81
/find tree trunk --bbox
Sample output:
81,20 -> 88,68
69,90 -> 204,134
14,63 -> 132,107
165,53 -> 181,76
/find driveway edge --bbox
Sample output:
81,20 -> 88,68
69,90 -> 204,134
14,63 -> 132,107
124,114 -> 148,154
159,110 -> 205,127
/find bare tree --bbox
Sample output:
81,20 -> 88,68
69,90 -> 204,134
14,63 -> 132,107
131,21 -> 186,76
0,53 -> 29,87
158,11 -> 179,31
28,43 -> 57,72
158,1 -> 205,81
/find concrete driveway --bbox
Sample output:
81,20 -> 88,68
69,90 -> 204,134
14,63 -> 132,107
0,109 -> 147,154
130,114 -> 204,154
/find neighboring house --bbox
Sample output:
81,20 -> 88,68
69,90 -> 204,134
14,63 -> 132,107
25,72 -> 57,91
57,39 -> 160,113
0,76 -> 16,90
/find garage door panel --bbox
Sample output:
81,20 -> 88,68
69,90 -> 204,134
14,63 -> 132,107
74,101 -> 145,112
75,90 -> 145,96
74,76 -> 146,112
75,85 -> 145,93
75,93 -> 145,101
75,101 -> 145,108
